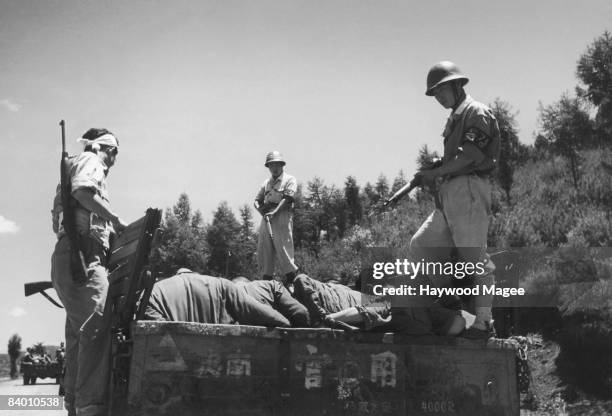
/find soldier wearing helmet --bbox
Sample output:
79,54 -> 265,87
254,151 -> 299,284
410,61 -> 501,339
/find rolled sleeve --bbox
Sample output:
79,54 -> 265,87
282,175 -> 297,199
466,106 -> 496,137
255,181 -> 266,204
460,105 -> 498,166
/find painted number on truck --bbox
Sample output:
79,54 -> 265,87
420,401 -> 455,413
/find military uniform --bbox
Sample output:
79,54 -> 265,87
410,94 -> 500,328
51,151 -> 113,416
255,172 -> 299,277
144,273 -> 291,327
237,280 -> 310,327
292,274 -> 365,324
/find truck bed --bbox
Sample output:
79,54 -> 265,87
121,321 -> 519,416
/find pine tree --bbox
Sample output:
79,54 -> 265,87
150,193 -> 209,278
391,170 -> 407,194
344,175 -> 362,227
374,174 -> 389,203
206,201 -> 241,277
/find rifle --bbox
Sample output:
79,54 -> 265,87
59,120 -> 88,283
24,281 -> 63,308
368,158 -> 443,217
264,216 -> 274,241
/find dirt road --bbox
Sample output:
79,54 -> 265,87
0,376 -> 65,416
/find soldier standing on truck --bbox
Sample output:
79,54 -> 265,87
51,128 -> 127,416
408,61 -> 501,339
254,151 -> 299,284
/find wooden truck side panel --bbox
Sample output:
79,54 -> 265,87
123,322 -> 519,416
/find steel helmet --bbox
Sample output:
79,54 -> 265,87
264,151 -> 286,167
425,61 -> 469,96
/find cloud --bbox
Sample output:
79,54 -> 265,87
0,215 -> 19,234
0,98 -> 22,112
9,307 -> 27,318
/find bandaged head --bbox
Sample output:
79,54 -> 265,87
77,128 -> 119,153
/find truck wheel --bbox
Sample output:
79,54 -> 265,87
56,376 -> 60,384
23,375 -> 29,385
30,377 -> 36,385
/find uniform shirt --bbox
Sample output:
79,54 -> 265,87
255,172 -> 297,209
144,273 -> 291,327
442,95 -> 501,177
238,280 -> 310,327
52,152 -> 113,248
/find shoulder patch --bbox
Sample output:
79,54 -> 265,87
464,127 -> 490,149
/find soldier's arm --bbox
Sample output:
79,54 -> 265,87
142,287 -> 169,321
459,106 -> 500,168
254,200 -> 265,216
266,198 -> 288,218
254,181 -> 267,216
266,176 -> 296,217
421,113 -> 498,179
72,188 -> 127,232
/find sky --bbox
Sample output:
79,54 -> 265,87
0,0 -> 610,348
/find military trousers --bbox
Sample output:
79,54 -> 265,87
257,209 -> 298,276
410,174 -> 495,310
51,236 -> 110,416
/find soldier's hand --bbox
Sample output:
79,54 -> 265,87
416,169 -> 437,181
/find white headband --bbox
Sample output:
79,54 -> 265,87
77,133 -> 118,149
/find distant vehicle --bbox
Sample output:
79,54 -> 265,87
20,359 -> 63,385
